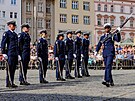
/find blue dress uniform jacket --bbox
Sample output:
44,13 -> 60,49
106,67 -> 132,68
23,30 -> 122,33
18,32 -> 31,82
1,30 -> 18,85
37,38 -> 48,62
74,37 -> 82,58
65,38 -> 74,77
74,36 -> 82,77
54,40 -> 65,79
96,32 -> 121,83
82,38 -> 90,60
1,30 -> 18,56
96,32 -> 121,57
37,38 -> 48,81
65,38 -> 74,60
81,38 -> 90,76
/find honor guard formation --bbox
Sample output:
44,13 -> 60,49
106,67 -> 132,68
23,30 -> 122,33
1,15 -> 133,88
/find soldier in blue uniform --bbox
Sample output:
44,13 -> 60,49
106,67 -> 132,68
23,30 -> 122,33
18,23 -> 31,85
95,23 -> 121,87
54,33 -> 66,81
37,29 -> 49,83
1,21 -> 18,88
81,32 -> 90,77
65,30 -> 75,79
74,29 -> 82,78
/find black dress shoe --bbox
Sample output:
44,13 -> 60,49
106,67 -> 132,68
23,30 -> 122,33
102,81 -> 107,85
56,78 -> 61,81
66,76 -> 75,79
110,82 -> 114,86
20,81 -> 25,85
6,83 -> 12,88
43,80 -> 49,83
85,75 -> 90,77
102,81 -> 110,87
11,84 -> 18,88
77,75 -> 82,78
40,80 -> 44,83
105,82 -> 110,87
61,78 -> 66,81
24,82 -> 30,85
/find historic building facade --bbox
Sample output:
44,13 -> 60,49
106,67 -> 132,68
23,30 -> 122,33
94,0 -> 135,44
0,0 -> 21,41
21,0 -> 95,45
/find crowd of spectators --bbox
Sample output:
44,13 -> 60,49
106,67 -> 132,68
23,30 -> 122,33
0,41 -> 134,70
88,45 -> 135,69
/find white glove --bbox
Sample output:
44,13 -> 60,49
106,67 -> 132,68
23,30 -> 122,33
65,55 -> 68,59
18,55 -> 21,61
38,57 -> 42,61
81,54 -> 84,58
3,54 -> 8,60
94,52 -> 97,56
73,54 -> 76,58
117,27 -> 121,32
55,57 -> 59,61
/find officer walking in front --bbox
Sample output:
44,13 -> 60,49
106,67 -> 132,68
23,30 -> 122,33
95,23 -> 121,87
81,32 -> 90,77
37,29 -> 49,83
1,21 -> 18,88
54,33 -> 66,81
65,30 -> 75,79
18,23 -> 31,85
74,29 -> 83,78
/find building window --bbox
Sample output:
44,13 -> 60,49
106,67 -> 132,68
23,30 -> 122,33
72,15 -> 78,24
10,12 -> 13,18
104,5 -> 107,12
130,20 -> 133,27
14,12 -> 17,18
110,5 -> 114,12
11,0 -> 16,5
46,4 -> 51,13
26,2 -> 31,12
104,18 -> 108,24
120,19 -> 124,25
37,19 -> 43,28
26,18 -> 31,25
121,6 -> 124,13
130,7 -> 133,14
0,0 -> 4,4
46,20 -> 51,29
72,1 -> 78,9
38,2 -> 43,12
0,25 -> 5,31
60,14 -> 67,23
83,2 -> 90,11
2,11 -> 5,18
97,17 -> 102,25
110,19 -> 114,26
83,16 -> 90,25
98,4 -> 101,11
60,0 -> 66,8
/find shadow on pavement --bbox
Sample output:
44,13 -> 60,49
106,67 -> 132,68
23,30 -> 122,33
0,93 -> 135,101
0,74 -> 135,93
0,75 -> 104,93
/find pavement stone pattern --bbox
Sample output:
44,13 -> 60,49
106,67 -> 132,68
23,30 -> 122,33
0,70 -> 135,101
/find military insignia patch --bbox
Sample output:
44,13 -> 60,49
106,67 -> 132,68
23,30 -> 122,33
3,32 -> 6,37
18,33 -> 21,38
18,34 -> 20,38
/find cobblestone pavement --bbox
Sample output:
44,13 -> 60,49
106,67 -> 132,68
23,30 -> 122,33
0,69 -> 135,101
